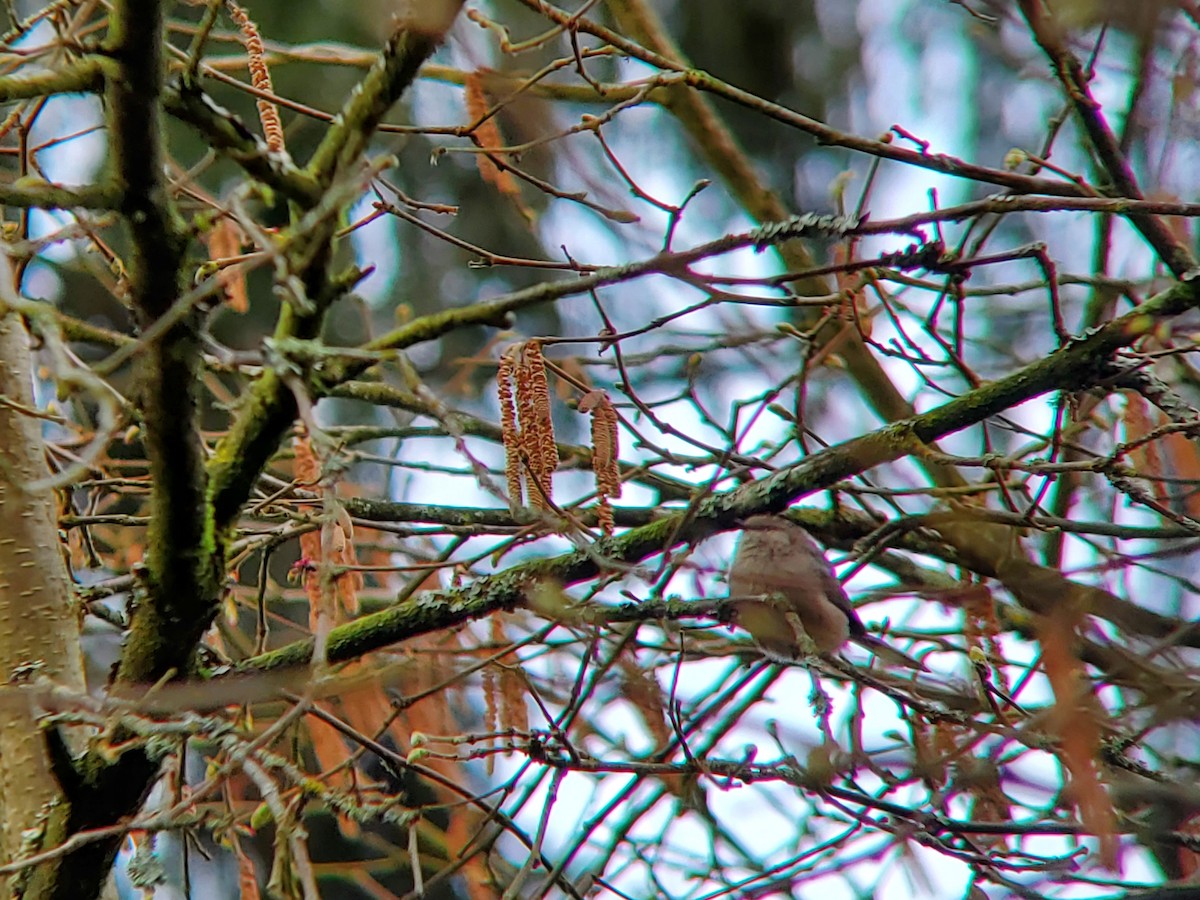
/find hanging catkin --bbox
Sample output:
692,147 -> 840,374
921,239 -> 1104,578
226,2 -> 285,153
580,390 -> 620,535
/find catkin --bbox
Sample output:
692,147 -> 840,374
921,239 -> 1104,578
589,393 -> 620,535
464,70 -> 519,197
227,2 -> 285,153
500,341 -> 559,512
515,341 -> 556,510
497,348 -> 523,507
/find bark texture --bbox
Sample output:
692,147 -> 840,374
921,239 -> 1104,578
0,314 -> 85,891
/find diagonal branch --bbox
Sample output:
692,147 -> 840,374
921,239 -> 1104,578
239,270 -> 1200,673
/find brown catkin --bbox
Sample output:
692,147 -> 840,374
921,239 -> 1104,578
518,341 -> 557,509
227,2 -> 285,153
206,217 -> 249,313
497,349 -> 523,508
464,70 -> 519,197
617,655 -> 671,748
589,393 -> 620,535
526,343 -> 558,477
499,663 -> 529,736
513,345 -> 537,505
293,430 -> 319,487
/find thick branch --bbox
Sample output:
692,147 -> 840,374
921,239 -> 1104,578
106,0 -> 218,683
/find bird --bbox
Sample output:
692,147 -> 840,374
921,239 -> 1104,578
728,515 -> 924,669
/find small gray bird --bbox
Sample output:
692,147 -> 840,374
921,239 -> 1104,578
728,515 -> 923,669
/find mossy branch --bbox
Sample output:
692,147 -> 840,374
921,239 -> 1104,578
105,0 -> 219,684
0,57 -> 103,102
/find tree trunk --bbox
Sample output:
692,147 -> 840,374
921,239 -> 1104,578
0,312 -> 86,894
